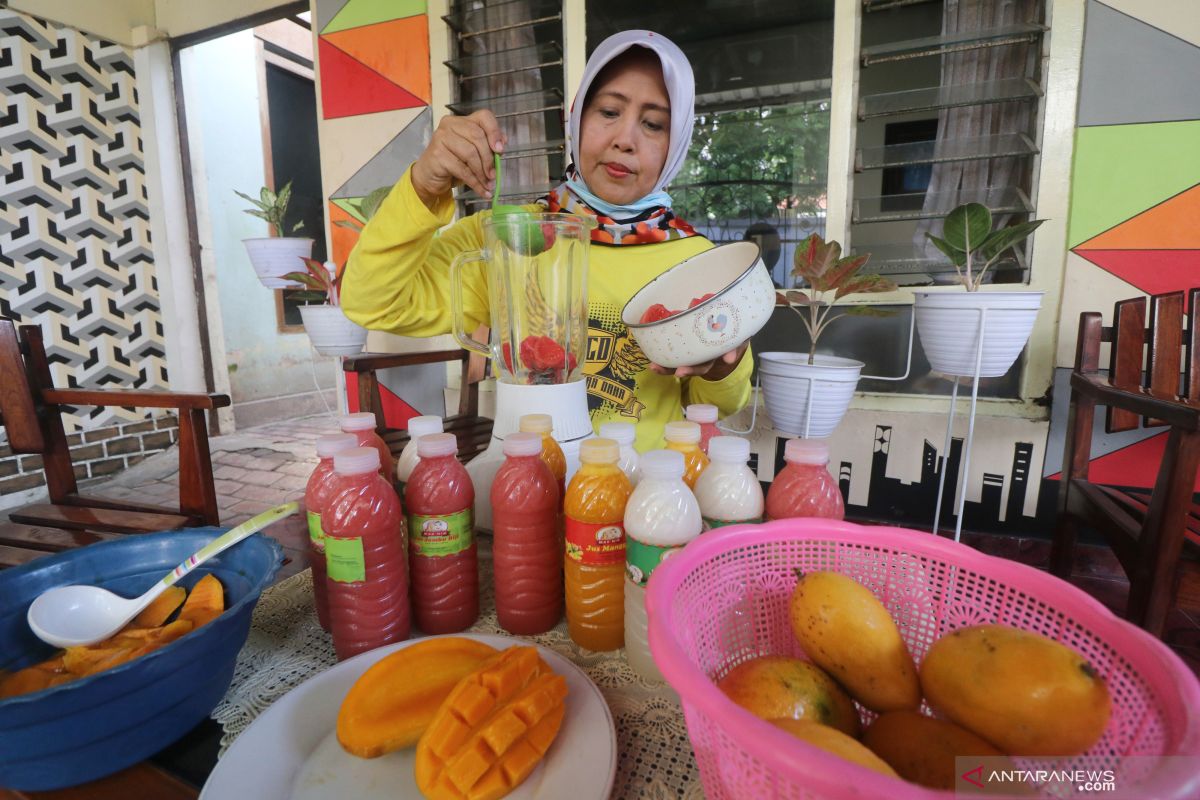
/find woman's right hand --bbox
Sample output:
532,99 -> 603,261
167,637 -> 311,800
410,110 -> 506,209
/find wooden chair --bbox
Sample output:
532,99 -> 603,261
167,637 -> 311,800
343,347 -> 493,464
0,319 -> 230,568
1050,290 -> 1200,637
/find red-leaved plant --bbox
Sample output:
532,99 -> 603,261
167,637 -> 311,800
283,258 -> 344,307
777,233 -> 896,365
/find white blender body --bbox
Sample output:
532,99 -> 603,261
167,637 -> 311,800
449,212 -> 595,531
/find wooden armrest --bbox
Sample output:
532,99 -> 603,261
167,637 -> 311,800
1072,373 -> 1200,430
42,388 -> 231,410
343,350 -> 467,373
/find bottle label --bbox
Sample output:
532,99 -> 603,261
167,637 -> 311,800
702,515 -> 762,531
307,510 -> 323,543
325,536 -> 365,583
410,508 -> 473,557
565,518 -> 625,566
625,538 -> 681,586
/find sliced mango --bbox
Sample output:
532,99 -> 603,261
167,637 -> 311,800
176,574 -> 224,629
130,585 -> 186,628
415,646 -> 568,800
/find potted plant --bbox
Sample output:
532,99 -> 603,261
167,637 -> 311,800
759,234 -> 895,438
237,181 -> 314,289
283,257 -> 368,356
915,203 -> 1046,378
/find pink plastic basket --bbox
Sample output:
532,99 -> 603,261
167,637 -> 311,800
646,519 -> 1200,799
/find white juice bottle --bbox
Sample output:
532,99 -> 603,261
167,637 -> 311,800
694,436 -> 764,530
395,415 -> 444,494
599,421 -> 640,486
623,450 -> 702,681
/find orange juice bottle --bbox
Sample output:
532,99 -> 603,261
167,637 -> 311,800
664,421 -> 710,489
564,438 -> 631,651
520,413 -> 566,498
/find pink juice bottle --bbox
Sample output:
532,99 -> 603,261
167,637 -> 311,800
304,432 -> 358,630
765,438 -> 845,521
685,404 -> 721,455
405,432 -> 479,633
340,412 -> 394,484
323,447 -> 410,660
491,432 -> 562,635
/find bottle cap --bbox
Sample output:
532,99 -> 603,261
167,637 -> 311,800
664,420 -> 701,445
708,436 -> 750,464
685,404 -> 718,424
579,437 -> 619,464
406,415 -> 443,441
784,437 -> 830,465
333,447 -> 380,475
502,432 -> 542,457
315,433 -> 358,458
417,432 -> 458,458
339,412 -> 377,432
518,413 -> 553,435
598,421 -> 635,446
640,449 -> 685,481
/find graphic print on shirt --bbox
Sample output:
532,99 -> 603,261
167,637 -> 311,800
584,301 -> 648,420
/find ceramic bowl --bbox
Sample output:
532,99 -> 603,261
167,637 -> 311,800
0,528 -> 282,791
622,242 -> 776,368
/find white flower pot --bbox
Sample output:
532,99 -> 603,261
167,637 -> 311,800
913,291 -> 1043,378
758,353 -> 863,439
299,305 -> 367,356
242,237 -> 314,289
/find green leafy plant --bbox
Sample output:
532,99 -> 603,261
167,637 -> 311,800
283,258 -> 342,306
235,181 -> 304,235
926,203 -> 1046,292
778,233 -> 897,365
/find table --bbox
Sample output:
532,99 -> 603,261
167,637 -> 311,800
210,537 -> 704,799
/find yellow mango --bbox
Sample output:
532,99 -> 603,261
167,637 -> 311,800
788,571 -> 920,712
717,655 -> 861,737
337,637 -> 498,758
920,625 -> 1111,756
176,574 -> 224,629
863,710 -> 1014,790
130,585 -> 186,628
770,718 -> 898,779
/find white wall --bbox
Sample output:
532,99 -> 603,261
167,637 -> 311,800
180,31 -> 336,427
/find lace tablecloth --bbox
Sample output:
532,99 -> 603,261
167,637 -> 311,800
211,538 -> 704,799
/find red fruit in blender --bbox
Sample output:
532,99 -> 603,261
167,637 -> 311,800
519,336 -> 538,368
502,342 -> 514,372
639,303 -> 676,324
532,337 -> 566,370
541,223 -> 557,250
688,292 -> 716,308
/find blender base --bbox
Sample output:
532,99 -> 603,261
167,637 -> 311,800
466,379 -> 592,532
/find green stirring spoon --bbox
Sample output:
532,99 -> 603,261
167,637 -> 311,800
491,151 -> 545,254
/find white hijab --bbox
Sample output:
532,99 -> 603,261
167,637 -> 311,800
565,30 -> 695,217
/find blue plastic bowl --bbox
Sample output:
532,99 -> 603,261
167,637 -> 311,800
0,528 -> 282,791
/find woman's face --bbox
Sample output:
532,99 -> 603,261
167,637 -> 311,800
578,52 -> 671,207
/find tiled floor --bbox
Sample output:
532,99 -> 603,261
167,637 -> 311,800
83,413 -> 1200,676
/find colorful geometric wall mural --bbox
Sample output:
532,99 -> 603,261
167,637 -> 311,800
1046,0 -> 1200,491
315,0 -> 439,426
0,8 -> 167,433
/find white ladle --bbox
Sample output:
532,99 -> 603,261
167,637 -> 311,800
27,502 -> 299,649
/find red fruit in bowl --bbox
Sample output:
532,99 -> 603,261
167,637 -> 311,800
688,292 -> 716,309
640,304 -> 676,324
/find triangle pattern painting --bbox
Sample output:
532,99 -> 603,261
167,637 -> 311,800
318,37 -> 426,119
333,108 -> 432,199
322,0 -> 426,35
323,16 -> 430,104
1072,182 -> 1200,299
1047,431 -> 1200,492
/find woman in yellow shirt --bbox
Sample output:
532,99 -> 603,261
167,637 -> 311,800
342,30 -> 751,452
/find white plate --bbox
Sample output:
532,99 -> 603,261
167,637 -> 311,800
200,633 -> 616,800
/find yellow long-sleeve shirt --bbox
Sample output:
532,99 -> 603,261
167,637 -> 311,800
342,167 -> 752,452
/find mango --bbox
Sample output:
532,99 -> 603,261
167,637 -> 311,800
769,718 -> 898,779
338,637 -> 498,758
863,710 -> 1014,790
788,571 -> 920,712
415,646 -> 567,800
717,655 -> 861,737
920,625 -> 1111,756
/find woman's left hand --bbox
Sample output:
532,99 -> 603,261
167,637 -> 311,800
649,341 -> 749,380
